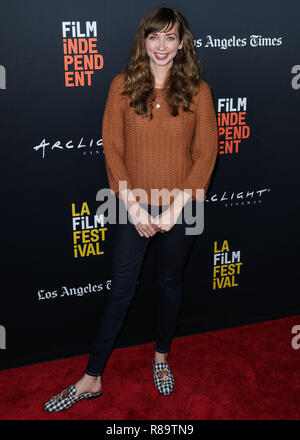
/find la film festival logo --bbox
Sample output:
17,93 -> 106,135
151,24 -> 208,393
213,240 -> 243,289
62,21 -> 104,87
72,202 -> 107,258
217,97 -> 250,154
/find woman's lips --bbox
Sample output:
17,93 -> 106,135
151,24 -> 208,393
154,53 -> 168,60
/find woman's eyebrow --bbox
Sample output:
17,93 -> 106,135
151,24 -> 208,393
150,32 -> 176,36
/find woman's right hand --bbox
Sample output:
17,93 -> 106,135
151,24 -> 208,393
118,189 -> 160,238
128,203 -> 159,238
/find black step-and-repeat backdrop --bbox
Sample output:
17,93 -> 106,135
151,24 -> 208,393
1,0 -> 299,369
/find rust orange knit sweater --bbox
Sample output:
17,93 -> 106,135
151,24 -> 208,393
102,72 -> 219,206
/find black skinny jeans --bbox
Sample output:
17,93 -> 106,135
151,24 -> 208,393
85,199 -> 202,376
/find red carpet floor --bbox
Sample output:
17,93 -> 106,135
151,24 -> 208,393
1,315 -> 300,420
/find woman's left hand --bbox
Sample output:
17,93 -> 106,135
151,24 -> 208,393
152,204 -> 181,233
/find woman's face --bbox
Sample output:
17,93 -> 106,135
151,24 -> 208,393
145,22 -> 183,70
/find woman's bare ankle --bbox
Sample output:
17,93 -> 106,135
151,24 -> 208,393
74,373 -> 102,396
154,351 -> 168,364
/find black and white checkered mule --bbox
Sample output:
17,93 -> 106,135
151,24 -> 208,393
152,359 -> 175,395
44,384 -> 102,412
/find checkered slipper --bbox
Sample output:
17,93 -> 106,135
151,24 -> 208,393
44,384 -> 102,412
152,358 -> 175,395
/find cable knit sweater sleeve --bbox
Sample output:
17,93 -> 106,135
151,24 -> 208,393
182,80 -> 219,200
102,74 -> 133,196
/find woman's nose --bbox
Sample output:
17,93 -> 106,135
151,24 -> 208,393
157,39 -> 167,51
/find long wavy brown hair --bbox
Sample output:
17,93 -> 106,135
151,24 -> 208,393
120,5 -> 203,120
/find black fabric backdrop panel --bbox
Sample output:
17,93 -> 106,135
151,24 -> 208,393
0,0 -> 299,369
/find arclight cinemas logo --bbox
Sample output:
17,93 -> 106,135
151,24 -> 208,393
205,187 -> 271,207
62,21 -> 104,87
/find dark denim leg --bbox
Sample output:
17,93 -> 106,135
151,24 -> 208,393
154,201 -> 199,354
85,203 -> 152,376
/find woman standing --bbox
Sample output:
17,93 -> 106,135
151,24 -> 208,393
44,5 -> 218,412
